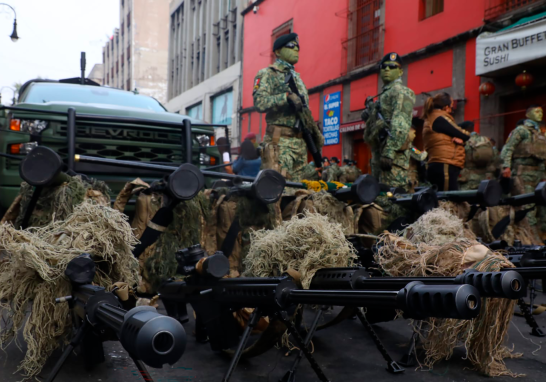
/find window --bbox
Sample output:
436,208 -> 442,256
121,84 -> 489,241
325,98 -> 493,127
127,11 -> 131,27
127,46 -> 131,59
187,102 -> 203,120
212,90 -> 233,125
121,54 -> 124,66
420,0 -> 444,20
271,19 -> 293,63
127,78 -> 131,91
121,22 -> 124,36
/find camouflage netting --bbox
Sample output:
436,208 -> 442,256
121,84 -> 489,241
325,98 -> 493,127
135,190 -> 211,294
439,201 -> 542,245
375,208 -> 520,377
0,202 -> 139,380
243,210 -> 357,289
3,176 -> 111,229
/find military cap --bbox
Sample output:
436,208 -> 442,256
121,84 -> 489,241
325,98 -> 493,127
380,52 -> 403,67
343,158 -> 351,164
273,33 -> 299,52
330,157 -> 339,163
322,156 -> 330,162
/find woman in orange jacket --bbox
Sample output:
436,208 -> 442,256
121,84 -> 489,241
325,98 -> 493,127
422,93 -> 470,191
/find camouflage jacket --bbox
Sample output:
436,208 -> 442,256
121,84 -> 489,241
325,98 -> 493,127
379,79 -> 416,160
253,60 -> 309,128
325,163 -> 343,182
501,121 -> 546,169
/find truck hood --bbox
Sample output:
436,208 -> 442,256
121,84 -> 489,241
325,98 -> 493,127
13,101 -> 211,128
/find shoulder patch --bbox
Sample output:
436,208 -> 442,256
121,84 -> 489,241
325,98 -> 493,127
253,78 -> 261,92
411,147 -> 421,154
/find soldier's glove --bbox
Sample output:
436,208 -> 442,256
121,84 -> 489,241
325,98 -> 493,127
501,167 -> 511,178
380,157 -> 393,171
287,93 -> 303,112
361,109 -> 370,122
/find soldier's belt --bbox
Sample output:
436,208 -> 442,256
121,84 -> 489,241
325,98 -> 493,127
266,124 -> 303,139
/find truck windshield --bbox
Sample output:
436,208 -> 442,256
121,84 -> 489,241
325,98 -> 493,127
22,84 -> 167,112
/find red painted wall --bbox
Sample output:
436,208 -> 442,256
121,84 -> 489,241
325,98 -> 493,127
309,93 -> 320,121
464,38 -> 481,133
350,74 -> 378,112
242,0 -> 349,111
407,50 -> 453,95
384,0 -> 485,56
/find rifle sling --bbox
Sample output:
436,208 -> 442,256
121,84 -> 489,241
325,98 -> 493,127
221,214 -> 241,259
491,206 -> 535,239
21,186 -> 43,229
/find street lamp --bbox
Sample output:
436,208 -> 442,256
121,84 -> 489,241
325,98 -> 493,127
0,86 -> 17,105
0,3 -> 19,42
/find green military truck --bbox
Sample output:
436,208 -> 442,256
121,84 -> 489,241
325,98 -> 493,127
0,78 -> 223,215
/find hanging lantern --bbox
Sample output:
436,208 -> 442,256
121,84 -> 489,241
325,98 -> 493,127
479,81 -> 495,97
515,70 -> 534,90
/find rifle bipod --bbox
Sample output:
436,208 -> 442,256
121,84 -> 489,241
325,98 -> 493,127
517,297 -> 545,337
223,308 -> 330,382
280,306 -> 328,382
398,322 -> 422,367
355,309 -> 405,373
44,321 -> 156,382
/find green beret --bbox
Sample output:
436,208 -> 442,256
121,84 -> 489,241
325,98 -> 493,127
380,52 -> 402,67
273,33 -> 299,52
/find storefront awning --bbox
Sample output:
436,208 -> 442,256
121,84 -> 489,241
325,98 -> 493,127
476,17 -> 546,76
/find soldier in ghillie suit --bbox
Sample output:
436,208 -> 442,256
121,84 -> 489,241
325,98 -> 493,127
361,52 -> 416,190
458,121 -> 497,191
501,105 -> 546,227
253,33 -> 323,182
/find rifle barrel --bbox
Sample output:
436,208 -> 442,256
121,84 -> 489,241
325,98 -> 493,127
501,266 -> 546,280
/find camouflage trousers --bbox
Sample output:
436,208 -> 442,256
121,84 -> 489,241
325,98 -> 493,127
511,163 -> 546,227
458,168 -> 495,191
261,125 -> 307,182
379,151 -> 409,189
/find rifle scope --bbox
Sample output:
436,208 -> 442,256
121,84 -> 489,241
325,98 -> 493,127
64,255 -> 187,368
309,267 -> 524,300
176,244 -> 230,278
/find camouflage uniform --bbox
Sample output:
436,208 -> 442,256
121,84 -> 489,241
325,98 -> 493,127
458,132 -> 496,191
324,162 -> 343,182
408,146 -> 427,191
254,60 -> 309,182
301,162 -> 321,181
500,120 -> 546,226
363,79 -> 415,188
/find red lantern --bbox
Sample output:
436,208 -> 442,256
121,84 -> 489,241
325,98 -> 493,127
479,81 -> 495,97
515,70 -> 534,90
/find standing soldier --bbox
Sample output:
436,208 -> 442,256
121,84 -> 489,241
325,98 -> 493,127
324,156 -> 343,182
500,105 -> 546,227
457,121 -> 496,191
361,52 -> 416,189
253,33 -> 322,182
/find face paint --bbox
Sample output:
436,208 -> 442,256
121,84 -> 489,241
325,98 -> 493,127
277,42 -> 300,64
380,61 -> 403,84
527,107 -> 544,122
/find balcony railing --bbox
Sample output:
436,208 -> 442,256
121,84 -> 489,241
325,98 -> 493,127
341,25 -> 382,74
485,0 -> 546,21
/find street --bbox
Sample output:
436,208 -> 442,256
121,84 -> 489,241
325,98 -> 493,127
1,296 -> 545,382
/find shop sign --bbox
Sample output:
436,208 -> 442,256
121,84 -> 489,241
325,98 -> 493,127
340,121 -> 365,133
476,18 -> 546,75
323,91 -> 341,146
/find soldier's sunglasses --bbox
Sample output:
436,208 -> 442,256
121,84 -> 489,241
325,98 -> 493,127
381,63 -> 400,70
284,42 -> 300,50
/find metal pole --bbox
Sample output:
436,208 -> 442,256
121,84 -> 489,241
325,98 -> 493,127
183,119 -> 192,164
67,108 -> 76,171
80,52 -> 86,85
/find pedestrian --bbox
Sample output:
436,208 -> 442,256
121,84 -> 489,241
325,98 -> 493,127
216,137 -> 233,174
361,52 -> 415,189
232,140 -> 261,177
253,32 -> 322,181
422,92 -> 470,191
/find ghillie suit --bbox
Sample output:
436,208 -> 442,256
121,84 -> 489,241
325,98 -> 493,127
439,201 -> 542,245
352,194 -> 409,242
0,202 -> 139,380
204,189 -> 281,278
1,175 -> 111,228
123,180 -> 211,294
375,208 -> 521,377
281,189 -> 355,235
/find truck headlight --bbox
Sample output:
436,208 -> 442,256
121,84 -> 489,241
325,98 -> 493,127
10,119 -> 48,134
200,153 -> 211,165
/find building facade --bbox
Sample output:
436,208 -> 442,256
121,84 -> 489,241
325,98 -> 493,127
240,0 -> 546,174
165,0 -> 245,147
102,0 -> 170,104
